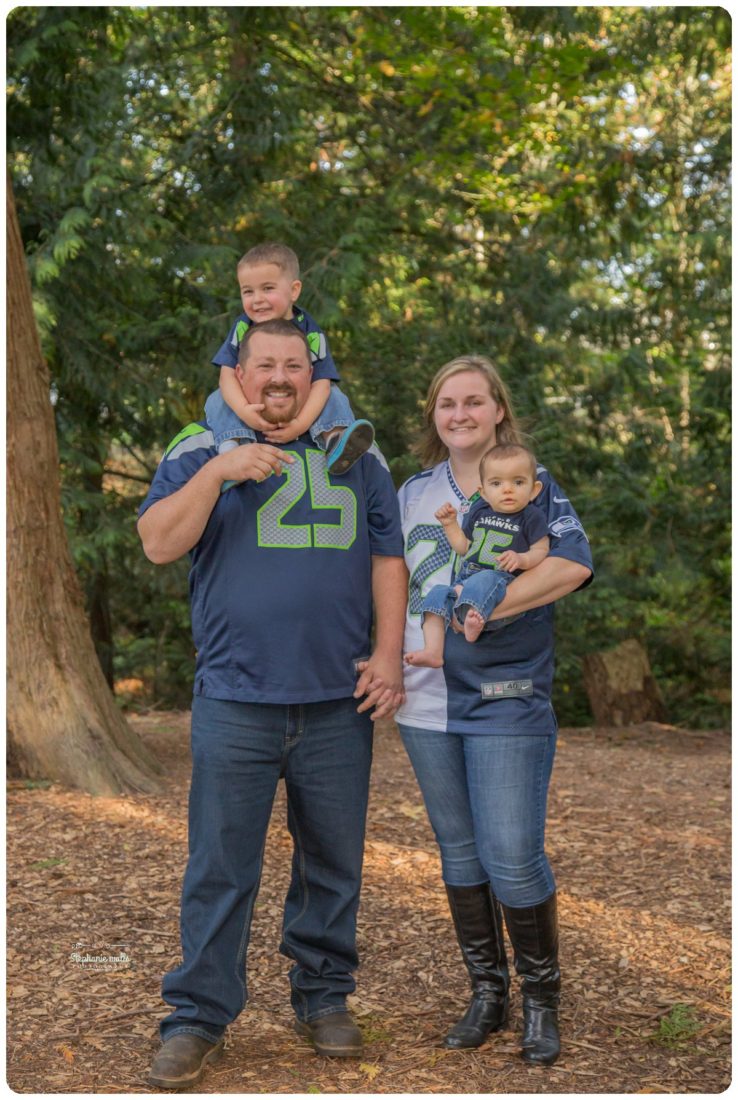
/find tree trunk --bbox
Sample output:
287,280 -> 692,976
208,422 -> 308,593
581,638 -> 669,727
6,179 -> 161,794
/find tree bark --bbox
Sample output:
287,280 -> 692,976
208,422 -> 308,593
581,638 -> 669,727
6,178 -> 161,794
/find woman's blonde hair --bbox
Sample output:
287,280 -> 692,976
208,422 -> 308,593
414,355 -> 524,468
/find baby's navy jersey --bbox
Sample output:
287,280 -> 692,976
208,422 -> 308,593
396,461 -> 593,734
139,425 -> 402,704
212,306 -> 339,383
460,498 -> 550,575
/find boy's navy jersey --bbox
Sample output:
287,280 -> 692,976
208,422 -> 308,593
139,424 -> 402,704
212,306 -> 339,383
396,461 -> 593,734
460,499 -> 549,575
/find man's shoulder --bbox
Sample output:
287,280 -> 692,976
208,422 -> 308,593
163,421 -> 215,462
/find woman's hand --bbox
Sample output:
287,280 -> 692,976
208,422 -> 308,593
354,653 -> 405,721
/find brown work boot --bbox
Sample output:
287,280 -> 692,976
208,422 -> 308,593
294,1010 -> 363,1057
148,1033 -> 224,1089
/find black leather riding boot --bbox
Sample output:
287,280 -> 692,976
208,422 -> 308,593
443,882 -> 510,1049
501,892 -> 561,1066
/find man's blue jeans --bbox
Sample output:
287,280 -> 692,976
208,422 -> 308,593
160,695 -> 373,1042
397,724 -> 557,908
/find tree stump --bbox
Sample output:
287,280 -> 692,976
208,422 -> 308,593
581,639 -> 668,727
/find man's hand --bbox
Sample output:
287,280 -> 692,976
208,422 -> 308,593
218,443 -> 294,483
435,502 -> 458,527
354,653 -> 405,722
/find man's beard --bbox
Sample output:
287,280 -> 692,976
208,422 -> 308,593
260,384 -> 298,425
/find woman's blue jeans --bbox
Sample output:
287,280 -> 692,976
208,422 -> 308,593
160,695 -> 373,1042
397,724 -> 557,908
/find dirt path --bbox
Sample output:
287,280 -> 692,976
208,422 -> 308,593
7,715 -> 730,1093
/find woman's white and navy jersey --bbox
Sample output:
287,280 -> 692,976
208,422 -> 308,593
396,461 -> 593,735
139,424 -> 403,705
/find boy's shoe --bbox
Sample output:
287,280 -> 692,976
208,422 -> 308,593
325,420 -> 375,475
148,1034 -> 224,1089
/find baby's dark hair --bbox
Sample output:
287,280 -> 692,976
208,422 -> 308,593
237,242 -> 300,281
479,443 -> 538,482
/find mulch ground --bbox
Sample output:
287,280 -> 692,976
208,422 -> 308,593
7,714 -> 731,1094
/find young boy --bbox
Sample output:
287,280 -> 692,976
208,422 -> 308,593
204,242 -> 374,474
405,443 -> 550,668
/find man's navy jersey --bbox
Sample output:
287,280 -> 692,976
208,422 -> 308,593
139,425 -> 402,704
460,498 -> 549,576
396,461 -> 593,734
212,306 -> 339,383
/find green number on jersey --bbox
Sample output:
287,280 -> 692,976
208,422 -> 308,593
406,524 -> 455,616
256,450 -> 357,550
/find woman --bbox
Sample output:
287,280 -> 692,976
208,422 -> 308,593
396,355 -> 592,1066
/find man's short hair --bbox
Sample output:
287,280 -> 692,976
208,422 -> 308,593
479,442 -> 538,482
237,242 -> 300,281
238,318 -> 312,367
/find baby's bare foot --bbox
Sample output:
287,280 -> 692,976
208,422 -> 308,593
464,609 -> 486,643
404,650 -> 444,668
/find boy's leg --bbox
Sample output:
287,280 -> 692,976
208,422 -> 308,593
204,389 -> 258,454
309,385 -> 375,475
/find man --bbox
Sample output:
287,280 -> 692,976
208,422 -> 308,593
138,319 -> 406,1089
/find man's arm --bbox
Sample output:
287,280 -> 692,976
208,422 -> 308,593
488,556 -> 591,619
138,444 -> 292,564
354,556 -> 408,721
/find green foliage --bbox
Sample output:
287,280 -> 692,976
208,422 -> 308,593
8,7 -> 730,723
651,1004 -> 701,1048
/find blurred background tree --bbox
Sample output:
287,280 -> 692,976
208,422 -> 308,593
8,6 -> 730,726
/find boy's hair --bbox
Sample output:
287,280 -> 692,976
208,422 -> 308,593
238,318 -> 311,367
479,443 -> 538,482
237,242 -> 300,281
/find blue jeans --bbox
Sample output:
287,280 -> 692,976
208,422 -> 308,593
160,695 -> 373,1042
397,724 -> 557,908
422,566 -> 514,628
205,383 -> 354,450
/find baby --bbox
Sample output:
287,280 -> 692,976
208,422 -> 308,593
405,443 -> 550,667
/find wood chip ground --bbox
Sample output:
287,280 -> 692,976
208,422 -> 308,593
7,715 -> 731,1094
